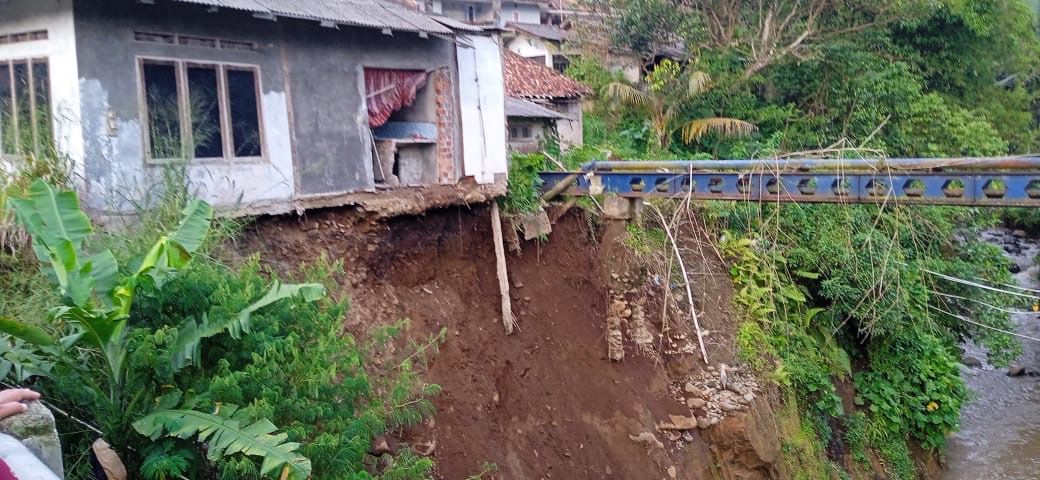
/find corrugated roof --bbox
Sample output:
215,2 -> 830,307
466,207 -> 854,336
506,22 -> 568,42
505,96 -> 569,119
172,0 -> 452,35
430,15 -> 486,32
503,50 -> 590,99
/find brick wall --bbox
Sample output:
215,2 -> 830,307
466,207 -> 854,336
433,69 -> 456,184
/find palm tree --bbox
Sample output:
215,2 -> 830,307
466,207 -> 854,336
604,59 -> 756,151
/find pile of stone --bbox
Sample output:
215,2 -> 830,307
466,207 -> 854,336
659,364 -> 761,431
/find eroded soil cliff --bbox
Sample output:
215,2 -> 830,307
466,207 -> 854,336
235,204 -> 789,479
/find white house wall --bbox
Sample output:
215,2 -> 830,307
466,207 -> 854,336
457,34 -> 507,184
501,2 -> 541,24
504,35 -> 554,68
0,0 -> 85,187
71,1 -> 301,215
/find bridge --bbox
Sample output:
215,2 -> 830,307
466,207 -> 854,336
538,157 -> 1040,207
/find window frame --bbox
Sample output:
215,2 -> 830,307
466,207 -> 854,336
508,124 -> 533,141
0,57 -> 52,160
136,56 -> 266,165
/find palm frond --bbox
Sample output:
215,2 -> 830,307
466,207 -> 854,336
680,117 -> 757,143
603,82 -> 651,107
133,405 -> 312,480
687,71 -> 713,96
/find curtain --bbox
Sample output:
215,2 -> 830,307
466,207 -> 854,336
364,68 -> 428,128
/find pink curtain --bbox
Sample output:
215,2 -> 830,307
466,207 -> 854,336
364,68 -> 428,128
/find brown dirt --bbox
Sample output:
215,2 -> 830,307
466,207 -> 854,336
235,204 -> 783,479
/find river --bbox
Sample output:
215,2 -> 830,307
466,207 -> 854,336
944,229 -> 1040,479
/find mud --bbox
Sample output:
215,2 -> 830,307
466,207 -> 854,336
236,204 -> 787,479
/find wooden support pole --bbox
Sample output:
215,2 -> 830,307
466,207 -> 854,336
491,202 -> 516,334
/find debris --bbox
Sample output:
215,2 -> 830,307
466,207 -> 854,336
629,432 -> 664,450
667,466 -> 677,479
656,414 -> 699,431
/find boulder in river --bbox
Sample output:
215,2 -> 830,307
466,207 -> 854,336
960,355 -> 983,368
1007,365 -> 1027,377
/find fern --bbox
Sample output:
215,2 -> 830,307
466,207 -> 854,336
133,404 -> 312,480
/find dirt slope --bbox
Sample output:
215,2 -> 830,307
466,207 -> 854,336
237,204 -> 784,479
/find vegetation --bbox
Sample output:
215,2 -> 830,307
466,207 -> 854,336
559,0 -> 1040,477
0,178 -> 440,479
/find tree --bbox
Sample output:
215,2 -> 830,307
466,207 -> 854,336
604,59 -> 756,150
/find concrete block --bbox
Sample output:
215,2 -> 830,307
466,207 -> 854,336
0,401 -> 64,478
602,195 -> 642,220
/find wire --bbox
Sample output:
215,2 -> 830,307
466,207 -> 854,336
904,262 -> 1040,300
973,276 -> 1040,295
931,291 -> 1037,315
929,305 -> 1040,343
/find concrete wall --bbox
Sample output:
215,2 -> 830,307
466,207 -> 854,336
73,0 -> 294,213
504,34 -> 556,68
0,0 -> 84,186
554,99 -> 582,149
506,117 -> 550,153
441,0 -> 496,23
278,21 -> 459,197
501,2 -> 541,24
71,0 -> 461,213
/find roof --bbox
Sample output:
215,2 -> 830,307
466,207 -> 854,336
171,0 -> 452,35
506,22 -> 568,42
503,51 -> 591,100
505,97 -> 570,119
430,15 -> 486,32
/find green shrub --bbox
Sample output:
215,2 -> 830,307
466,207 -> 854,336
503,153 -> 547,214
854,334 -> 966,450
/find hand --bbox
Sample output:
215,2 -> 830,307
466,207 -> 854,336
0,389 -> 40,420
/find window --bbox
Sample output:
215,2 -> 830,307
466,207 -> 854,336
140,58 -> 264,161
0,30 -> 48,45
135,31 -> 257,51
467,5 -> 475,22
0,58 -> 51,157
509,125 -> 532,140
553,55 -> 571,73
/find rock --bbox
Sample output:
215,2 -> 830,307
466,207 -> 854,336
697,416 -> 711,429
514,282 -> 524,289
961,355 -> 983,368
629,432 -> 664,450
719,401 -> 742,412
657,414 -> 699,430
413,439 -> 436,456
1008,365 -> 1027,377
1013,229 -> 1028,238
370,435 -> 392,456
93,438 -> 127,480
687,397 -> 707,409
743,393 -> 756,403
1009,263 -> 1022,274
667,466 -> 677,478
683,383 -> 701,396
0,401 -> 63,478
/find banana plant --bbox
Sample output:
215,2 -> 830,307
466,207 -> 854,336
2,180 -> 322,479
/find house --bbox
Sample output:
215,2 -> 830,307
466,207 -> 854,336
0,0 -> 508,217
504,97 -> 568,152
429,0 -> 544,26
503,51 -> 589,150
503,22 -> 572,72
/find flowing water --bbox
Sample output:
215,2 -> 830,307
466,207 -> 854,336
944,229 -> 1040,479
